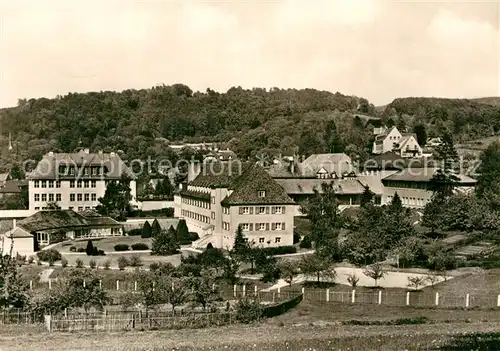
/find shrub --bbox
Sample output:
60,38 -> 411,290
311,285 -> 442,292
190,232 -> 200,241
114,244 -> 129,252
293,232 -> 301,244
149,262 -> 160,271
206,243 -> 214,250
77,248 -> 85,253
131,243 -> 149,251
235,298 -> 262,324
260,246 -> 297,256
165,207 -> 174,217
407,276 -> 426,291
86,240 -> 95,256
37,249 -> 62,262
89,259 -> 97,269
69,246 -> 77,252
98,250 -> 105,256
48,257 -> 55,266
27,256 -> 34,264
127,228 -> 143,236
129,255 -> 142,267
141,221 -> 152,238
117,256 -> 129,270
36,260 -> 42,266
299,236 -> 312,249
103,259 -> 111,270
76,258 -> 84,268
61,257 -> 68,268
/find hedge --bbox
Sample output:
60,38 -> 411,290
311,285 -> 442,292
36,249 -> 62,262
127,228 -> 143,236
114,244 -> 130,251
131,243 -> 149,251
261,246 -> 297,256
261,294 -> 303,319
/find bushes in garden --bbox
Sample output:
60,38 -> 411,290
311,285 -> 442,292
114,244 -> 130,252
299,236 -> 312,249
127,228 -> 142,236
260,246 -> 297,256
36,249 -> 62,263
131,243 -> 149,251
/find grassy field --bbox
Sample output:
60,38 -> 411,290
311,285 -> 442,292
56,237 -> 152,253
2,301 -> 500,350
59,252 -> 182,269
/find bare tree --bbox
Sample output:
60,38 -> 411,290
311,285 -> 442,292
346,273 -> 359,289
363,263 -> 386,287
407,276 -> 426,291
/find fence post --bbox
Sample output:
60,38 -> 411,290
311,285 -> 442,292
378,290 -> 382,305
351,290 -> 356,303
213,283 -> 217,292
233,284 -> 236,297
497,294 -> 500,307
406,291 -> 410,306
29,280 -> 33,290
326,289 -> 330,302
277,287 -> 281,299
44,315 -> 52,332
83,280 -> 86,288
254,285 -> 257,296
99,280 -> 102,289
116,280 -> 119,291
134,281 -> 137,291
242,284 -> 246,297
435,292 -> 439,306
152,281 -> 155,292
64,308 -> 67,317
301,287 -> 305,295
272,291 -> 275,303
465,294 -> 470,308
48,279 -> 52,290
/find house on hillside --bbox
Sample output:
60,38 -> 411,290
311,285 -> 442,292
0,172 -> 11,188
382,167 -> 477,208
174,162 -> 296,249
372,127 -> 422,158
27,149 -> 137,212
0,180 -> 27,200
203,149 -> 236,162
17,209 -> 122,246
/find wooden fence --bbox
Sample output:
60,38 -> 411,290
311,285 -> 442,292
0,310 -> 42,325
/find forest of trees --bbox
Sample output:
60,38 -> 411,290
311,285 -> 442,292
1,85 -> 500,174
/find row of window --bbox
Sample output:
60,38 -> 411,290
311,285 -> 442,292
69,180 -> 97,188
387,195 -> 428,207
69,193 -> 98,202
224,222 -> 286,232
244,237 -> 281,244
182,197 -> 211,209
34,193 -> 62,202
34,206 -> 95,211
58,166 -> 107,176
33,180 -> 61,188
385,180 -> 429,190
181,210 -> 210,224
239,206 -> 285,215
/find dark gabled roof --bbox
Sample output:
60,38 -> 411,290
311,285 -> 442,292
79,209 -> 102,218
179,189 -> 211,201
85,216 -> 121,227
4,227 -> 33,238
274,178 -> 366,195
383,168 -> 477,183
0,173 -> 10,182
0,180 -> 25,194
189,162 -> 253,188
18,210 -> 89,232
221,164 -> 295,205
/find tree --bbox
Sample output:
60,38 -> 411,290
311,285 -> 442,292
0,252 -> 30,309
422,196 -> 444,233
346,273 -> 359,290
96,173 -> 132,220
151,221 -> 162,237
363,263 -> 386,287
141,221 -> 152,238
152,226 -> 179,255
155,177 -> 174,198
434,132 -> 458,171
165,277 -> 190,313
233,225 -> 248,255
134,270 -> 164,311
176,219 -> 191,245
45,202 -> 61,210
413,124 -> 427,146
476,141 -> 500,206
279,260 -> 300,286
428,169 -> 460,200
85,240 -> 96,256
299,254 -> 336,285
300,182 -> 342,248
407,276 -> 425,291
188,269 -> 220,311
360,186 -> 375,208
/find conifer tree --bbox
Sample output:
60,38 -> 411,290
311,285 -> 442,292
141,221 -> 152,238
152,226 -> 179,255
233,225 -> 247,255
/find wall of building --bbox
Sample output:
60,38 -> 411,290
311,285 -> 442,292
0,209 -> 36,219
2,236 -> 34,257
139,200 -> 174,211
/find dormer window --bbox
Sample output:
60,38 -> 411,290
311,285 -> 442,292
258,190 -> 266,198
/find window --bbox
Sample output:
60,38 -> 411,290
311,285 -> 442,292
48,194 -> 54,202
84,194 -> 90,201
259,238 -> 265,243
34,194 -> 40,201
41,194 -> 47,201
242,223 -> 250,231
84,168 -> 89,176
223,222 -> 230,231
91,180 -> 96,188
78,207 -> 83,212
69,206 -> 74,210
223,207 -> 229,215
91,194 -> 97,201
70,194 -> 75,202
275,206 -> 283,214
56,181 -> 61,188
273,223 -> 284,231
275,237 -> 281,243
211,196 -> 215,204
70,180 -> 75,188
34,207 -> 40,210
85,206 -> 90,210
258,206 -> 266,214
84,180 -> 89,188
41,181 -> 47,188
258,190 -> 266,198
34,180 -> 40,188
77,194 -> 82,201
69,168 -> 75,175
92,167 -> 97,175
211,212 -> 215,219
77,180 -> 82,188
56,194 -> 61,201
258,223 -> 266,231
48,180 -> 54,188
242,207 -> 250,215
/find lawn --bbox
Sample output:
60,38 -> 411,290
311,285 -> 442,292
60,252 -> 182,269
55,236 -> 153,253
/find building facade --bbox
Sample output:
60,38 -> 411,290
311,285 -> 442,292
174,162 -> 296,249
373,127 -> 423,158
27,149 -> 137,212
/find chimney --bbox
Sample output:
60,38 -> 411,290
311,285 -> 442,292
12,219 -> 16,228
48,151 -> 54,157
84,148 -> 90,154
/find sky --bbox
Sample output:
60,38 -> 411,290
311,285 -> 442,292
0,0 -> 499,107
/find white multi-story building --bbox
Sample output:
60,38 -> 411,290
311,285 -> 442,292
373,127 -> 423,158
27,149 -> 136,212
174,162 -> 296,249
